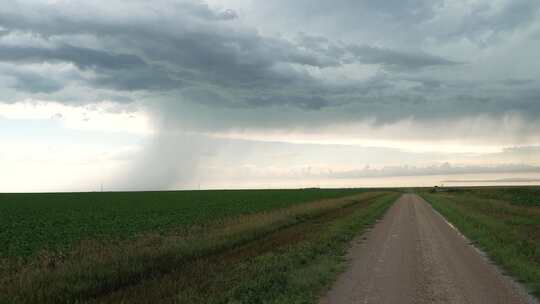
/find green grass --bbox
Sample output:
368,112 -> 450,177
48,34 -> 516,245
10,186 -> 537,302
0,190 -> 398,303
206,193 -> 398,304
420,188 -> 540,298
435,186 -> 540,206
0,188 -> 364,258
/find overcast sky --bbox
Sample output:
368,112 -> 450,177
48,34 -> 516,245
1,0 -> 540,191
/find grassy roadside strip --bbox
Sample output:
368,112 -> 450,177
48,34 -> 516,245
217,192 -> 398,304
420,192 -> 540,298
93,191 -> 399,304
0,191 -> 397,303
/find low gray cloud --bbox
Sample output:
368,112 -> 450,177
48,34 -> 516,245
255,0 -> 444,44
347,45 -> 461,70
0,0 -> 538,136
0,44 -> 183,92
244,94 -> 329,110
324,163 -> 540,179
7,70 -> 64,93
89,66 -> 182,91
0,45 -> 145,70
500,78 -> 535,86
0,0 -> 464,113
448,0 -> 540,43
256,0 -> 540,46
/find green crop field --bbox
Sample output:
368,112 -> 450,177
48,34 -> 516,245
420,186 -> 540,297
0,188 -> 398,303
4,186 -> 538,303
0,188 -> 364,258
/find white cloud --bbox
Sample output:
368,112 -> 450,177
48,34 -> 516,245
0,100 -> 154,134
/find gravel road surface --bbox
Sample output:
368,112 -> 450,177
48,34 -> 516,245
320,194 -> 537,304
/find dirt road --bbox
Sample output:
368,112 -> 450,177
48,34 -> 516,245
320,194 -> 537,304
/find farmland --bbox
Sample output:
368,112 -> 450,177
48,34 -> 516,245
420,186 -> 540,298
0,189 -> 398,303
0,188 -> 365,258
3,186 -> 539,303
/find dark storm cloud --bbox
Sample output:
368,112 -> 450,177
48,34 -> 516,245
257,0 -> 540,45
500,79 -> 535,86
89,66 -> 182,91
0,1 -> 457,86
0,1 -> 238,36
179,86 -> 331,110
0,45 -> 145,70
179,87 -> 233,107
293,33 -> 461,70
0,0 -> 539,131
257,0 -> 442,30
7,70 -> 64,93
347,45 -> 461,70
0,44 -> 183,91
245,94 -> 329,110
0,1 -> 348,104
449,0 -> 540,41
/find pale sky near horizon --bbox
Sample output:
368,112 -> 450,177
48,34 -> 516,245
1,0 -> 540,192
